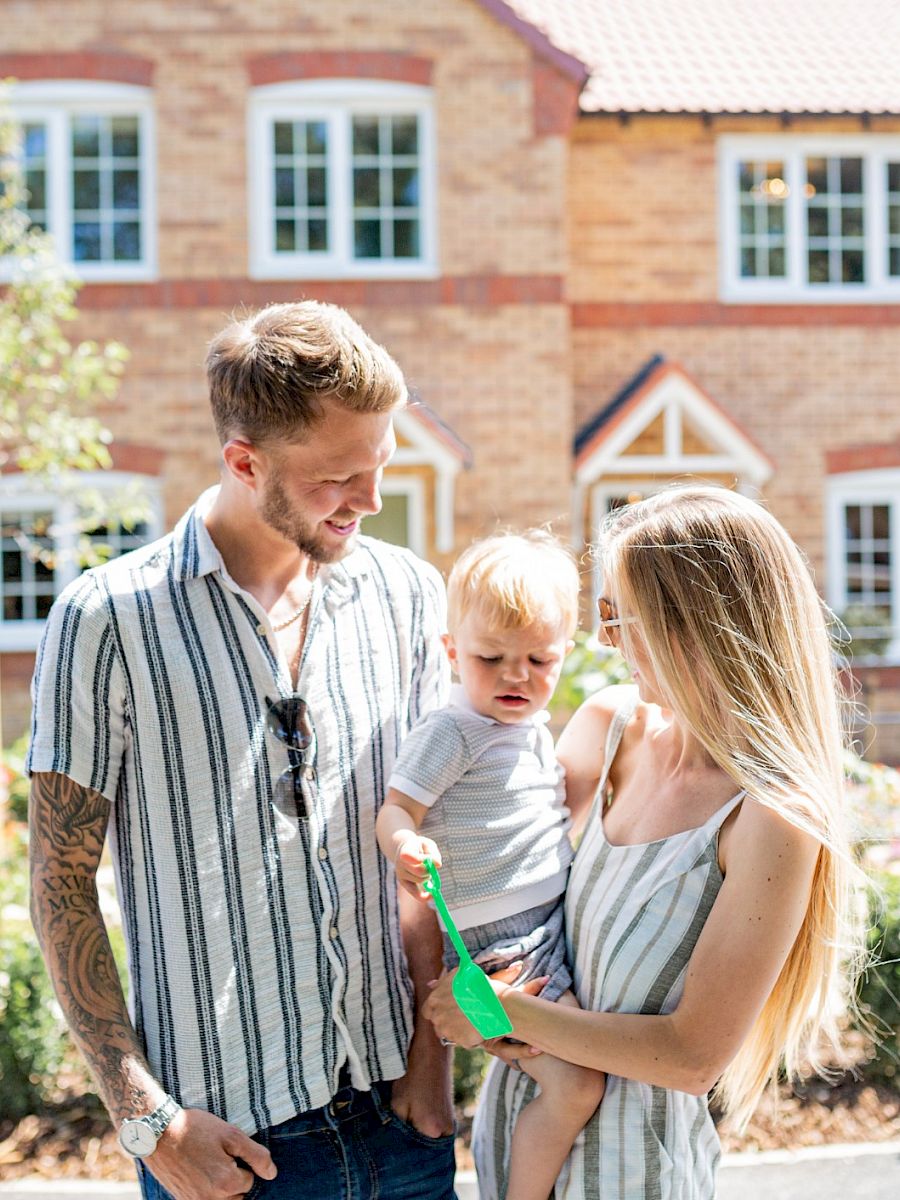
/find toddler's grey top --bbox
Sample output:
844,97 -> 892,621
388,685 -> 573,929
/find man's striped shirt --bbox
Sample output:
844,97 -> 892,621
27,489 -> 449,1135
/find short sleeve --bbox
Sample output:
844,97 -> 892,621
388,711 -> 470,807
27,571 -> 127,803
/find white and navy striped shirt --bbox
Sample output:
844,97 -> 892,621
28,489 -> 449,1135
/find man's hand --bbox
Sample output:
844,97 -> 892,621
141,1107 -> 276,1200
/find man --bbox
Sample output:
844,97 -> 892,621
28,301 -> 455,1200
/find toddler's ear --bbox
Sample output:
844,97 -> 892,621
441,632 -> 458,668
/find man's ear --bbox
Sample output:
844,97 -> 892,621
222,438 -> 267,493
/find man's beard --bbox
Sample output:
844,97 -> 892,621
260,469 -> 357,564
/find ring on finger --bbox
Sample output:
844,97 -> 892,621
439,1037 -> 455,1047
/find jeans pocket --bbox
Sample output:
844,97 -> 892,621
388,1109 -> 457,1148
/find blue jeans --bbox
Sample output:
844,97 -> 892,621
137,1081 -> 457,1199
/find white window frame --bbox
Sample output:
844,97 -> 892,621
3,80 -> 157,282
719,134 -> 900,303
0,471 -> 163,651
248,79 -> 438,280
826,469 -> 900,661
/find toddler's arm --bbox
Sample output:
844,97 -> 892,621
376,789 -> 442,901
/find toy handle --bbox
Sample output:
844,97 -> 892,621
423,857 -> 472,965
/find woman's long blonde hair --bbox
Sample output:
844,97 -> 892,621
597,485 -> 865,1129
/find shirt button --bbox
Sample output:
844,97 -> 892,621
256,623 -> 265,636
318,847 -> 328,861
330,926 -> 339,940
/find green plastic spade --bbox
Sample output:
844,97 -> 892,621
423,857 -> 513,1040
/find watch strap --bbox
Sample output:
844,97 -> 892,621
144,1093 -> 181,1137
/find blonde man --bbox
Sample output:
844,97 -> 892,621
377,531 -> 605,1200
29,302 -> 455,1200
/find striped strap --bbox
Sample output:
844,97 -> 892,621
597,692 -> 639,797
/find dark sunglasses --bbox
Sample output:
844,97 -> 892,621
597,596 -> 637,648
265,694 -> 317,817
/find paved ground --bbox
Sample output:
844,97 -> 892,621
2,1145 -> 899,1199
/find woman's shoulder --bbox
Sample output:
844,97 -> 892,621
577,683 -> 644,728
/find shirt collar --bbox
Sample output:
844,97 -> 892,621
448,682 -> 550,727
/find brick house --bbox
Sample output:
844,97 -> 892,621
1,0 -> 899,759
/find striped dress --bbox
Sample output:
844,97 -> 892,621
472,694 -> 745,1200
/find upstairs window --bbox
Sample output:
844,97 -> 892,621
3,81 -> 155,281
249,80 -> 436,279
719,136 -> 900,302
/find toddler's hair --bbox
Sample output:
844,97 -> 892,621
447,530 -> 580,636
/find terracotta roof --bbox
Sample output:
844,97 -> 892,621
504,0 -> 900,115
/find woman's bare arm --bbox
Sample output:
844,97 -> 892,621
425,798 -> 818,1094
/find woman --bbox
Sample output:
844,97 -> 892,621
424,485 -> 863,1200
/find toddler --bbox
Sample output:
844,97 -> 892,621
376,531 -> 605,1200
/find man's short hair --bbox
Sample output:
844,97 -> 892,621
447,530 -> 581,637
205,300 -> 407,444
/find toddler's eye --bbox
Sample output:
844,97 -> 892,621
478,655 -> 501,664
529,657 -> 548,666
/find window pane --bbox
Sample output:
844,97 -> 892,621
273,121 -> 294,154
274,168 -> 295,206
354,218 -> 382,257
842,249 -> 865,283
873,505 -> 891,539
888,162 -> 900,191
845,506 -> 862,539
72,117 -> 100,157
113,221 -> 141,260
308,219 -> 327,251
0,510 -> 56,623
806,157 -> 827,195
73,222 -> 102,261
840,157 -> 863,193
353,167 -> 381,208
24,123 -> 46,157
393,219 -> 419,257
24,167 -> 46,211
841,206 -> 864,237
306,122 -> 327,155
768,247 -> 785,276
890,247 -> 900,276
73,169 -> 100,211
391,116 -> 418,156
740,247 -> 757,277
275,219 -> 295,251
392,167 -> 418,206
112,169 -> 140,209
307,167 -> 327,206
352,117 -> 379,156
111,117 -> 139,157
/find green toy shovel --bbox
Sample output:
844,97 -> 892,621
422,857 -> 513,1039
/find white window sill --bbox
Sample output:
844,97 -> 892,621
0,622 -> 46,653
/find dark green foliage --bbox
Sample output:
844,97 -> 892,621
856,872 -> 900,1083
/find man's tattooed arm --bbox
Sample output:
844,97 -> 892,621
29,772 -> 163,1124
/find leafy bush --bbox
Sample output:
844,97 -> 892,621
0,832 -> 68,1121
550,630 -> 631,722
4,733 -> 31,824
856,872 -> 900,1084
837,605 -> 894,659
453,1045 -> 489,1110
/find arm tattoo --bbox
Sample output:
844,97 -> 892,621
29,773 -> 154,1121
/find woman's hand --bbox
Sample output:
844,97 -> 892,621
422,964 -> 534,1048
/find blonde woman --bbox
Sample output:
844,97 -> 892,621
424,485 -> 862,1200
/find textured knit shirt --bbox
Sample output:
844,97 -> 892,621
27,488 -> 449,1136
389,687 -> 573,930
473,692 -> 745,1200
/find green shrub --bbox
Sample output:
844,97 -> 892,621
0,833 -> 69,1121
550,630 -> 631,722
837,605 -> 893,659
4,733 -> 31,824
453,1044 -> 489,1110
856,872 -> 900,1084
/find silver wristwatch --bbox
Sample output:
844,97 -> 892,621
117,1094 -> 182,1158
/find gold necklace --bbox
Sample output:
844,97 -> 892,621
271,567 -> 318,633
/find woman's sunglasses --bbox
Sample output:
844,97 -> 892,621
597,596 -> 637,648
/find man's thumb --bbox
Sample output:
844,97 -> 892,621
226,1128 -> 277,1180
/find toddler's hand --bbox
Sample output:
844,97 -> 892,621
393,834 -> 442,900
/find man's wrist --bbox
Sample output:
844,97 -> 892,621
117,1094 -> 182,1158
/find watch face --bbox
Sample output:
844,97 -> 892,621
118,1119 -> 158,1157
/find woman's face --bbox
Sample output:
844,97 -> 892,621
599,593 -> 666,707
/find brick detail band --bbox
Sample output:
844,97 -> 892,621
827,443 -> 900,474
76,275 -> 564,310
0,52 -> 154,85
247,51 -> 433,87
573,302 -> 900,327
